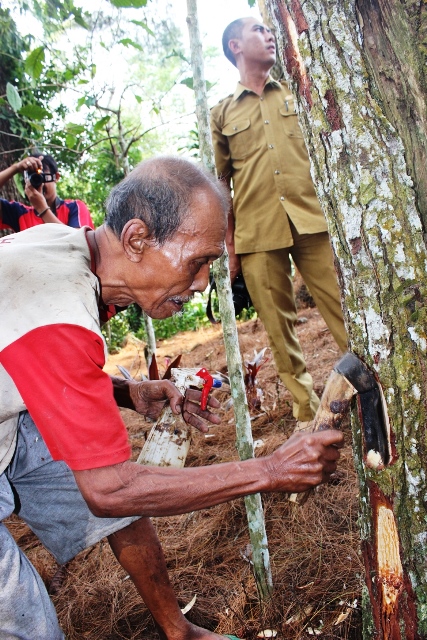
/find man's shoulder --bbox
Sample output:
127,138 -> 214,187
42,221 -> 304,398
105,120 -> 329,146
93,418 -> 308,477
211,93 -> 234,113
0,198 -> 27,210
277,79 -> 292,93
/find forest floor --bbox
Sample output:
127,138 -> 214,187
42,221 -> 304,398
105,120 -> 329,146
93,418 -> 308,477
6,303 -> 363,639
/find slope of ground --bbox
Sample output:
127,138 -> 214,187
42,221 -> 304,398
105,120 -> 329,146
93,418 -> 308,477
6,307 -> 362,639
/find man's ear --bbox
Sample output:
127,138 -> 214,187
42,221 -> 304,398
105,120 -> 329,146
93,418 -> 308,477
54,172 -> 60,183
229,38 -> 242,57
121,219 -> 154,262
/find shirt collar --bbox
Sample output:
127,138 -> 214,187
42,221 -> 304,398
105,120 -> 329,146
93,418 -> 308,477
233,76 -> 281,101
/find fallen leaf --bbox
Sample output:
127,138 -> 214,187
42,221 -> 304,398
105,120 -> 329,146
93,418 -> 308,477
333,608 -> 352,625
256,630 -> 277,638
180,594 -> 197,614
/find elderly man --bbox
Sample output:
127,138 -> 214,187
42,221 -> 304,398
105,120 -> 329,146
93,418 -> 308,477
0,156 -> 343,640
211,18 -> 348,427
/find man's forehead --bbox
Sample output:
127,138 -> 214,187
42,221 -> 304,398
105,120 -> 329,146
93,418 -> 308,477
244,18 -> 266,29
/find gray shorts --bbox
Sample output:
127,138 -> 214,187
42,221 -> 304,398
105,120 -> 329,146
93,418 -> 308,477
0,411 -> 139,640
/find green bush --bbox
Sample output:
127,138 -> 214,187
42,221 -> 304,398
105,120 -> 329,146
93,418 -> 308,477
102,293 -> 256,353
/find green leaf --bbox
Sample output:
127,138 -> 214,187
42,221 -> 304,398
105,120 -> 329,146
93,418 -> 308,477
13,173 -> 26,198
135,95 -> 142,104
66,133 -> 77,149
67,123 -> 85,134
6,83 -> 22,112
76,96 -> 95,110
94,115 -> 111,132
180,77 -> 194,90
19,104 -> 50,120
130,19 -> 155,36
109,0 -> 147,7
247,0 -> 257,6
76,96 -> 86,110
24,47 -> 45,80
72,10 -> 89,29
119,38 -> 143,51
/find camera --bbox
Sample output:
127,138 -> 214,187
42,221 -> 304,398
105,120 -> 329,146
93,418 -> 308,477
24,169 -> 55,188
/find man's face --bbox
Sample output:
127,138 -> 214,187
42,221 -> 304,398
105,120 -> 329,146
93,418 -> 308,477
40,165 -> 58,205
233,18 -> 276,67
110,189 -> 226,319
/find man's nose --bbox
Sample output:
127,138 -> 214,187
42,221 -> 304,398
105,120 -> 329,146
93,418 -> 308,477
191,263 -> 210,292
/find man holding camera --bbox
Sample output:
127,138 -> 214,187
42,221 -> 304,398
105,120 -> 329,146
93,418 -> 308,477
0,153 -> 94,231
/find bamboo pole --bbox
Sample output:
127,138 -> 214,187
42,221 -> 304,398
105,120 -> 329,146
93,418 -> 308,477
185,0 -> 273,599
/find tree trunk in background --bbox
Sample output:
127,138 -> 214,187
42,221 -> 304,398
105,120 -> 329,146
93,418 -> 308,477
264,0 -> 427,637
186,0 -> 273,599
0,7 -> 25,205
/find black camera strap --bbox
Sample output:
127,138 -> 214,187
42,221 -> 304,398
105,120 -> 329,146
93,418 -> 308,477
51,196 -> 61,214
206,277 -> 220,325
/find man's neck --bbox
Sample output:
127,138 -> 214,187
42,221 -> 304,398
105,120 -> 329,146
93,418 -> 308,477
87,225 -> 126,304
238,64 -> 271,96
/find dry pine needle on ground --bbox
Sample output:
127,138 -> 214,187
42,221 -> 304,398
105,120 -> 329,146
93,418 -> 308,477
6,308 -> 363,639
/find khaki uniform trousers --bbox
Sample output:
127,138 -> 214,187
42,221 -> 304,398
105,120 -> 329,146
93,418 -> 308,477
241,228 -> 347,421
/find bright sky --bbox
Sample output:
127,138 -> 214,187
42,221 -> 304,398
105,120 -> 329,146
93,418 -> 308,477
169,0 -> 262,101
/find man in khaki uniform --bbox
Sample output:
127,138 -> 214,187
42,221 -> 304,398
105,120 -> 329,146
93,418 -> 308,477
211,17 -> 347,423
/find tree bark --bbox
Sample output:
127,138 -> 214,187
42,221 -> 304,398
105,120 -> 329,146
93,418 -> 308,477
265,0 -> 427,637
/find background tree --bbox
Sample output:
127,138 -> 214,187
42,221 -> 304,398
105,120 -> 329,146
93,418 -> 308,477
264,0 -> 427,637
186,0 -> 272,600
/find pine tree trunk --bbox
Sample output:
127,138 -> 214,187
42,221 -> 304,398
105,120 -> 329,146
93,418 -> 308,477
265,0 -> 427,637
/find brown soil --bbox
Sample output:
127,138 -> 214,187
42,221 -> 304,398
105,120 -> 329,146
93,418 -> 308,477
6,306 -> 362,639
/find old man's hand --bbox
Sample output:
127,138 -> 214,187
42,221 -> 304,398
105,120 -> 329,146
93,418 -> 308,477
264,429 -> 344,493
129,379 -> 221,432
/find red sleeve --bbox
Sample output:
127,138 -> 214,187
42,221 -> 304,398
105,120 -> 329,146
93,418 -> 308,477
76,200 -> 95,229
0,324 -> 131,470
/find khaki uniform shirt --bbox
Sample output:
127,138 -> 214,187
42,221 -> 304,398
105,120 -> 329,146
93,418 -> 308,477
210,78 -> 327,254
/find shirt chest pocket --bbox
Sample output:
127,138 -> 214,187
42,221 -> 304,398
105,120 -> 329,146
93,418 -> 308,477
279,99 -> 304,139
222,119 -> 259,159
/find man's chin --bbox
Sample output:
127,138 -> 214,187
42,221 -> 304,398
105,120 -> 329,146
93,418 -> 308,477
149,301 -> 184,320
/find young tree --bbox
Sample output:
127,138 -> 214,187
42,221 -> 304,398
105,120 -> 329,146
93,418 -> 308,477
186,0 -> 273,600
265,0 -> 427,637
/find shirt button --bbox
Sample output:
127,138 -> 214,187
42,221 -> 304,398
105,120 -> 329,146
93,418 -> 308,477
275,170 -> 280,174
269,144 -> 274,149
264,120 -> 269,124
280,196 -> 285,201
233,126 -> 238,131
260,96 -> 264,101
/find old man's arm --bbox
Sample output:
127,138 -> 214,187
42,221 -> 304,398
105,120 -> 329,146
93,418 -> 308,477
74,429 -> 344,518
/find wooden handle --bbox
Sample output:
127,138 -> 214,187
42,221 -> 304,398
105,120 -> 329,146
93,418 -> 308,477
311,370 -> 357,432
288,369 -> 357,504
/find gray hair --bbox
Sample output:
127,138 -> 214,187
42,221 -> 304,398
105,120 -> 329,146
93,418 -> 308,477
105,156 -> 230,244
